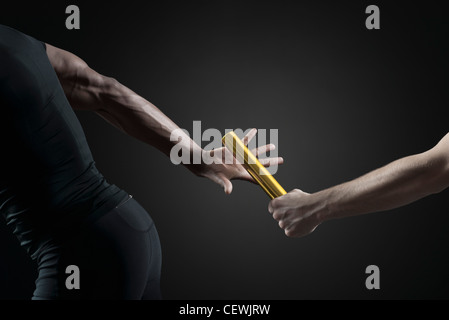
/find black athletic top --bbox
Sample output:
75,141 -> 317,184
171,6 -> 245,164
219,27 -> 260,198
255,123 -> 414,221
0,25 -> 128,260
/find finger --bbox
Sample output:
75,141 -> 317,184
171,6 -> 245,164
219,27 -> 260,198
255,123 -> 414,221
272,211 -> 281,221
268,198 -> 279,214
207,172 -> 233,194
272,210 -> 286,221
258,157 -> 284,167
222,177 -> 233,195
283,218 -> 298,237
268,191 -> 292,213
242,128 -> 257,146
284,228 -> 295,238
278,219 -> 287,230
252,144 -> 275,157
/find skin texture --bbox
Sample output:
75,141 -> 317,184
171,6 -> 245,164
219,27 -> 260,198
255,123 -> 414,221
45,43 -> 283,195
268,133 -> 449,237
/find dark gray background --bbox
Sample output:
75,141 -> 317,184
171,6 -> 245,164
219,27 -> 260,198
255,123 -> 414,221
1,0 -> 448,299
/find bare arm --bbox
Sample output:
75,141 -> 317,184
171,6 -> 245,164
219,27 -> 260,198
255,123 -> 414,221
268,133 -> 449,237
45,44 -> 283,193
46,43 -> 192,158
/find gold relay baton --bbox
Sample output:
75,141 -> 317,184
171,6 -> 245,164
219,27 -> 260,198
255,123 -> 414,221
222,131 -> 287,199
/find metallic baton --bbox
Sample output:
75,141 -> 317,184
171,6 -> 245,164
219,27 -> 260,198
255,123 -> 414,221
222,131 -> 286,199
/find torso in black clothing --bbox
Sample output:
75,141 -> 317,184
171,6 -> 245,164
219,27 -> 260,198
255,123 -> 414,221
0,25 -> 128,259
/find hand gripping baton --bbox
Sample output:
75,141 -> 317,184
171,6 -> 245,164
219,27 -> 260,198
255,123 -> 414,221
222,131 -> 286,199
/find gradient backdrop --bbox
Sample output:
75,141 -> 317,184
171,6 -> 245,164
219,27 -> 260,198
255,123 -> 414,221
1,1 -> 448,299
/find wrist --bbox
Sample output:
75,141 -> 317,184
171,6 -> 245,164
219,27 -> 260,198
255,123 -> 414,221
313,189 -> 336,224
183,149 -> 208,177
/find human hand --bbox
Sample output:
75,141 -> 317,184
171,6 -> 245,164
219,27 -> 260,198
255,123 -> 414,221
268,189 -> 324,237
195,128 -> 284,194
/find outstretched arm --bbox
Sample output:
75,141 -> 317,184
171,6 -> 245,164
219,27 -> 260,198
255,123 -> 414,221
46,43 -> 193,158
268,133 -> 449,237
45,44 -> 283,194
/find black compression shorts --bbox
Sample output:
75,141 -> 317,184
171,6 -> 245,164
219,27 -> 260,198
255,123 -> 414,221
32,196 -> 162,300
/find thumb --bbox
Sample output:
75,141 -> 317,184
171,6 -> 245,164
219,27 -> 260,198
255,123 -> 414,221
207,172 -> 234,194
221,177 -> 233,195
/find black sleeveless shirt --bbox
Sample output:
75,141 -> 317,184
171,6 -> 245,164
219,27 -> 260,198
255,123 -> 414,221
0,25 -> 128,260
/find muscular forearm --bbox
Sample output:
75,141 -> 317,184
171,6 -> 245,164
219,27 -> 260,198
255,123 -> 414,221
46,44 -> 202,163
91,77 -> 201,158
317,139 -> 449,222
67,67 -> 204,167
